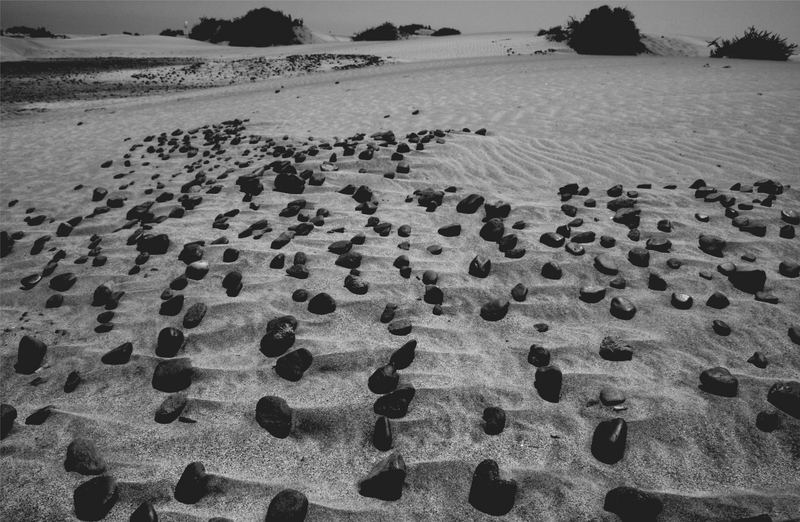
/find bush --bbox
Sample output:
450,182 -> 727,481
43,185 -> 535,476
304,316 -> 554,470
353,22 -> 399,41
4,25 -> 59,38
160,28 -> 184,37
432,27 -> 461,37
188,8 -> 303,46
537,25 -> 568,43
565,5 -> 646,55
710,27 -> 797,61
398,24 -> 431,37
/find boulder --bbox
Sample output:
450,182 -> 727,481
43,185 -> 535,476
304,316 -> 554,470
591,418 -> 627,464
358,453 -> 406,501
767,381 -> 800,419
468,459 -> 517,516
15,335 -> 47,374
73,475 -> 118,521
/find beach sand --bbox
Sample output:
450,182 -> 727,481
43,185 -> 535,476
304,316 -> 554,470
1,33 -> 799,521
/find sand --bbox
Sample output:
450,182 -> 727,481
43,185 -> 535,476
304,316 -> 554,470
1,32 -> 799,521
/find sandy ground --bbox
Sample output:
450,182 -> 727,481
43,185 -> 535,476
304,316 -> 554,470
1,33 -> 799,521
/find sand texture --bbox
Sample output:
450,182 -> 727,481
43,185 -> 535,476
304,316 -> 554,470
1,34 -> 800,522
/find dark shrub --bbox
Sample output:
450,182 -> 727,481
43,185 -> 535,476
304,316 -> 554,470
160,28 -> 184,37
538,25 -> 569,42
566,5 -> 646,55
398,24 -> 431,37
710,27 -> 797,61
4,25 -> 59,38
353,22 -> 399,41
432,27 -> 461,37
189,8 -> 303,46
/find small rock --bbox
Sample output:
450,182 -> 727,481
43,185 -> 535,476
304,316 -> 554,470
700,367 -> 738,397
265,489 -> 309,522
358,452 -> 406,501
482,406 -> 506,435
256,396 -> 293,438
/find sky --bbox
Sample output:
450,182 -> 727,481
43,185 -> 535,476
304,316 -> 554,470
2,0 -> 800,45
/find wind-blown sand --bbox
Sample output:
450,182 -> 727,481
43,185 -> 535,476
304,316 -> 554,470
1,33 -> 799,521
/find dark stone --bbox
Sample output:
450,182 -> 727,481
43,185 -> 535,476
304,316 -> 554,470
160,294 -> 184,316
482,406 -> 506,435
328,240 -> 351,255
535,365 -> 562,403
374,385 -> 415,418
65,438 -> 107,475
480,218 -> 505,242
155,392 -> 188,424
307,293 -> 336,314
174,462 -> 208,504
591,418 -> 627,464
183,302 -> 207,329
790,325 -> 800,345
468,459 -> 517,516
540,232 -> 565,248
594,254 -> 619,275
178,243 -> 204,265
706,291 -> 730,309
256,396 -> 293,437
610,297 -> 636,320
767,381 -> 800,419
101,342 -> 132,365
424,285 -> 444,305
152,358 -> 193,392
572,231 -> 595,243
50,272 -> 77,292
1,404 -> 16,439
457,194 -> 484,214
603,486 -> 663,521
130,501 -> 158,522
358,453 -> 406,501
438,223 -> 461,237
388,319 -> 412,336
336,251 -> 362,269
292,289 -> 309,302
185,261 -> 209,280
373,416 -> 393,451
73,475 -> 118,521
344,274 -> 368,294
390,340 -> 416,369
511,283 -> 528,302
468,255 -> 491,278
599,336 -> 633,361
541,261 -> 562,280
600,235 -> 616,248
261,316 -> 297,357
600,387 -> 626,406
275,348 -> 313,382
671,293 -> 693,309
700,367 -> 738,397
748,352 -> 768,369
699,234 -> 726,257
222,248 -> 239,262
627,247 -> 649,267
756,411 -> 781,432
579,285 -> 606,303
156,327 -> 184,358
565,242 -> 584,256
380,303 -> 397,323
64,370 -> 82,393
170,275 -> 188,290
527,345 -> 550,367
646,238 -> 671,253
779,260 -> 800,278
369,364 -> 399,394
270,254 -> 286,269
265,489 -> 308,522
729,267 -> 766,294
15,335 -> 47,374
480,299 -> 509,321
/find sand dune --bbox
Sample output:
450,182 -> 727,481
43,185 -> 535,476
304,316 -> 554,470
1,34 -> 799,522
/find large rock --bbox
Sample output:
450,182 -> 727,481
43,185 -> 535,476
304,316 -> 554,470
456,194 -> 484,214
594,254 -> 619,275
699,234 -> 726,257
307,292 -> 336,314
468,255 -> 491,278
368,364 -> 399,394
274,172 -> 306,194
174,462 -> 208,504
599,336 -> 633,361
129,501 -> 158,522
591,418 -> 627,464
603,486 -> 663,521
256,396 -> 292,438
74,475 -> 119,521
101,342 -> 133,365
373,385 -> 415,418
261,316 -> 298,357
728,267 -> 766,294
700,367 -> 738,397
482,406 -> 506,435
64,438 -> 107,475
155,393 -> 188,424
535,365 -> 562,403
480,299 -> 509,321
468,459 -> 517,516
358,453 -> 406,501
182,302 -> 207,329
480,218 -> 505,242
15,335 -> 47,374
156,327 -> 184,357
265,489 -> 309,521
373,416 -> 393,451
767,381 -> 800,419
275,349 -> 313,382
50,272 -> 77,292
390,340 -> 416,369
152,358 -> 193,392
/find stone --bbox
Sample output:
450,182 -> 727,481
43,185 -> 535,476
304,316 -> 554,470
388,319 -> 412,336
748,352 -> 768,369
160,294 -> 184,316
594,254 -> 619,275
767,381 -> 800,419
671,293 -> 693,310
336,251 -> 362,269
174,462 -> 208,504
130,501 -> 158,522
358,453 -> 406,501
790,325 -> 800,345
292,289 -> 309,302
610,297 -> 636,320
185,261 -> 209,280
541,261 -> 562,279
73,475 -> 118,521
571,231 -> 595,243
706,291 -> 730,309
603,486 -> 663,521
628,247 -> 649,267
438,223 -> 461,237
65,438 -> 107,475
728,267 -> 766,294
482,406 -> 506,435
756,411 -> 781,432
424,285 -> 444,305
156,327 -> 184,358
170,275 -> 188,290
369,364 -> 399,394
511,283 -> 528,302
609,276 -> 626,289
480,299 -> 509,321
782,209 -> 800,225
700,367 -> 738,397
64,370 -> 82,393
328,240 -> 351,255
580,285 -> 606,303
565,242 -> 584,256
101,342 -> 132,365
599,336 -> 633,361
535,365 -> 562,403
261,316 -> 297,357
152,358 -> 193,392
275,348 -> 313,382
307,293 -> 336,314
50,272 -> 77,292
256,396 -> 292,437
600,235 -> 616,248
480,218 -> 505,242
468,459 -> 517,516
373,416 -> 393,451
540,232 -> 565,248
778,260 -> 799,278
648,271 -> 667,291
1,404 -> 16,439
591,418 -> 627,464
374,385 -> 416,418
468,255 -> 491,278
390,340 -> 417,369
155,393 -> 188,424
456,194 -> 485,214
178,243 -> 204,264
527,345 -> 550,367
183,302 -> 207,329
712,319 -> 731,336
344,274 -> 368,294
699,234 -> 726,257
265,489 -> 308,522
15,335 -> 47,374
600,387 -> 626,406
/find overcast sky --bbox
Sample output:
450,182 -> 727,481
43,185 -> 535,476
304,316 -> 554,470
2,1 -> 799,45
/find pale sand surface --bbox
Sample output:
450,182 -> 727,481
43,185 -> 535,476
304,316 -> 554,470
1,34 -> 799,521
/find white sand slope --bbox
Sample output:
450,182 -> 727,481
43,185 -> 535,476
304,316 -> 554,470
1,36 -> 799,522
